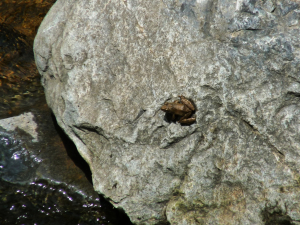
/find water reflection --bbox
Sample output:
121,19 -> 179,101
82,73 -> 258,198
0,178 -> 108,225
0,129 -> 38,183
0,125 -> 132,225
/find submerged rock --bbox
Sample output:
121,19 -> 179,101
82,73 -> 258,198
34,0 -> 300,224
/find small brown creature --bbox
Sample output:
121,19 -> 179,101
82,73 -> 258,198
161,95 -> 196,125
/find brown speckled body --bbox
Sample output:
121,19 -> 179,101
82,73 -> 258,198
161,96 -> 196,124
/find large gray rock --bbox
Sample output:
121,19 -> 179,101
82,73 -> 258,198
34,0 -> 300,224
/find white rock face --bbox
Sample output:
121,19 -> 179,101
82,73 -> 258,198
34,0 -> 300,224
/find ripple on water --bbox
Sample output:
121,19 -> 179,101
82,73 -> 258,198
0,177 -> 128,225
0,129 -> 38,183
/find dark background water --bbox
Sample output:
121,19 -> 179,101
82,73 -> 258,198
0,1 -> 132,224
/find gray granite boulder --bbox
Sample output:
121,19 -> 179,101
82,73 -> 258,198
34,0 -> 300,224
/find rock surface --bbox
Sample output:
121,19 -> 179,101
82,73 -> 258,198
1,0 -> 132,224
34,0 -> 300,224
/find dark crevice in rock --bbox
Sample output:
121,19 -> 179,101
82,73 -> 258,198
36,52 -> 50,73
266,140 -> 285,162
226,109 -> 258,134
261,206 -> 293,225
241,118 -> 258,132
51,113 -> 93,184
160,136 -> 185,149
271,6 -> 276,13
133,108 -> 146,122
156,220 -> 171,225
201,84 -> 218,92
71,127 -> 89,148
99,194 -> 133,225
161,128 -> 201,150
225,107 -> 242,118
74,123 -> 109,140
163,112 -> 177,124
287,91 -> 300,98
245,28 -> 263,31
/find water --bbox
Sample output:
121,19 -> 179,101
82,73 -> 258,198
0,130 -> 37,183
0,127 -> 132,225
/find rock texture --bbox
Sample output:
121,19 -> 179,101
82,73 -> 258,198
34,0 -> 300,224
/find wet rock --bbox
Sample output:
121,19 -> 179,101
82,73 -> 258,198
0,128 -> 38,183
34,0 -> 300,224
